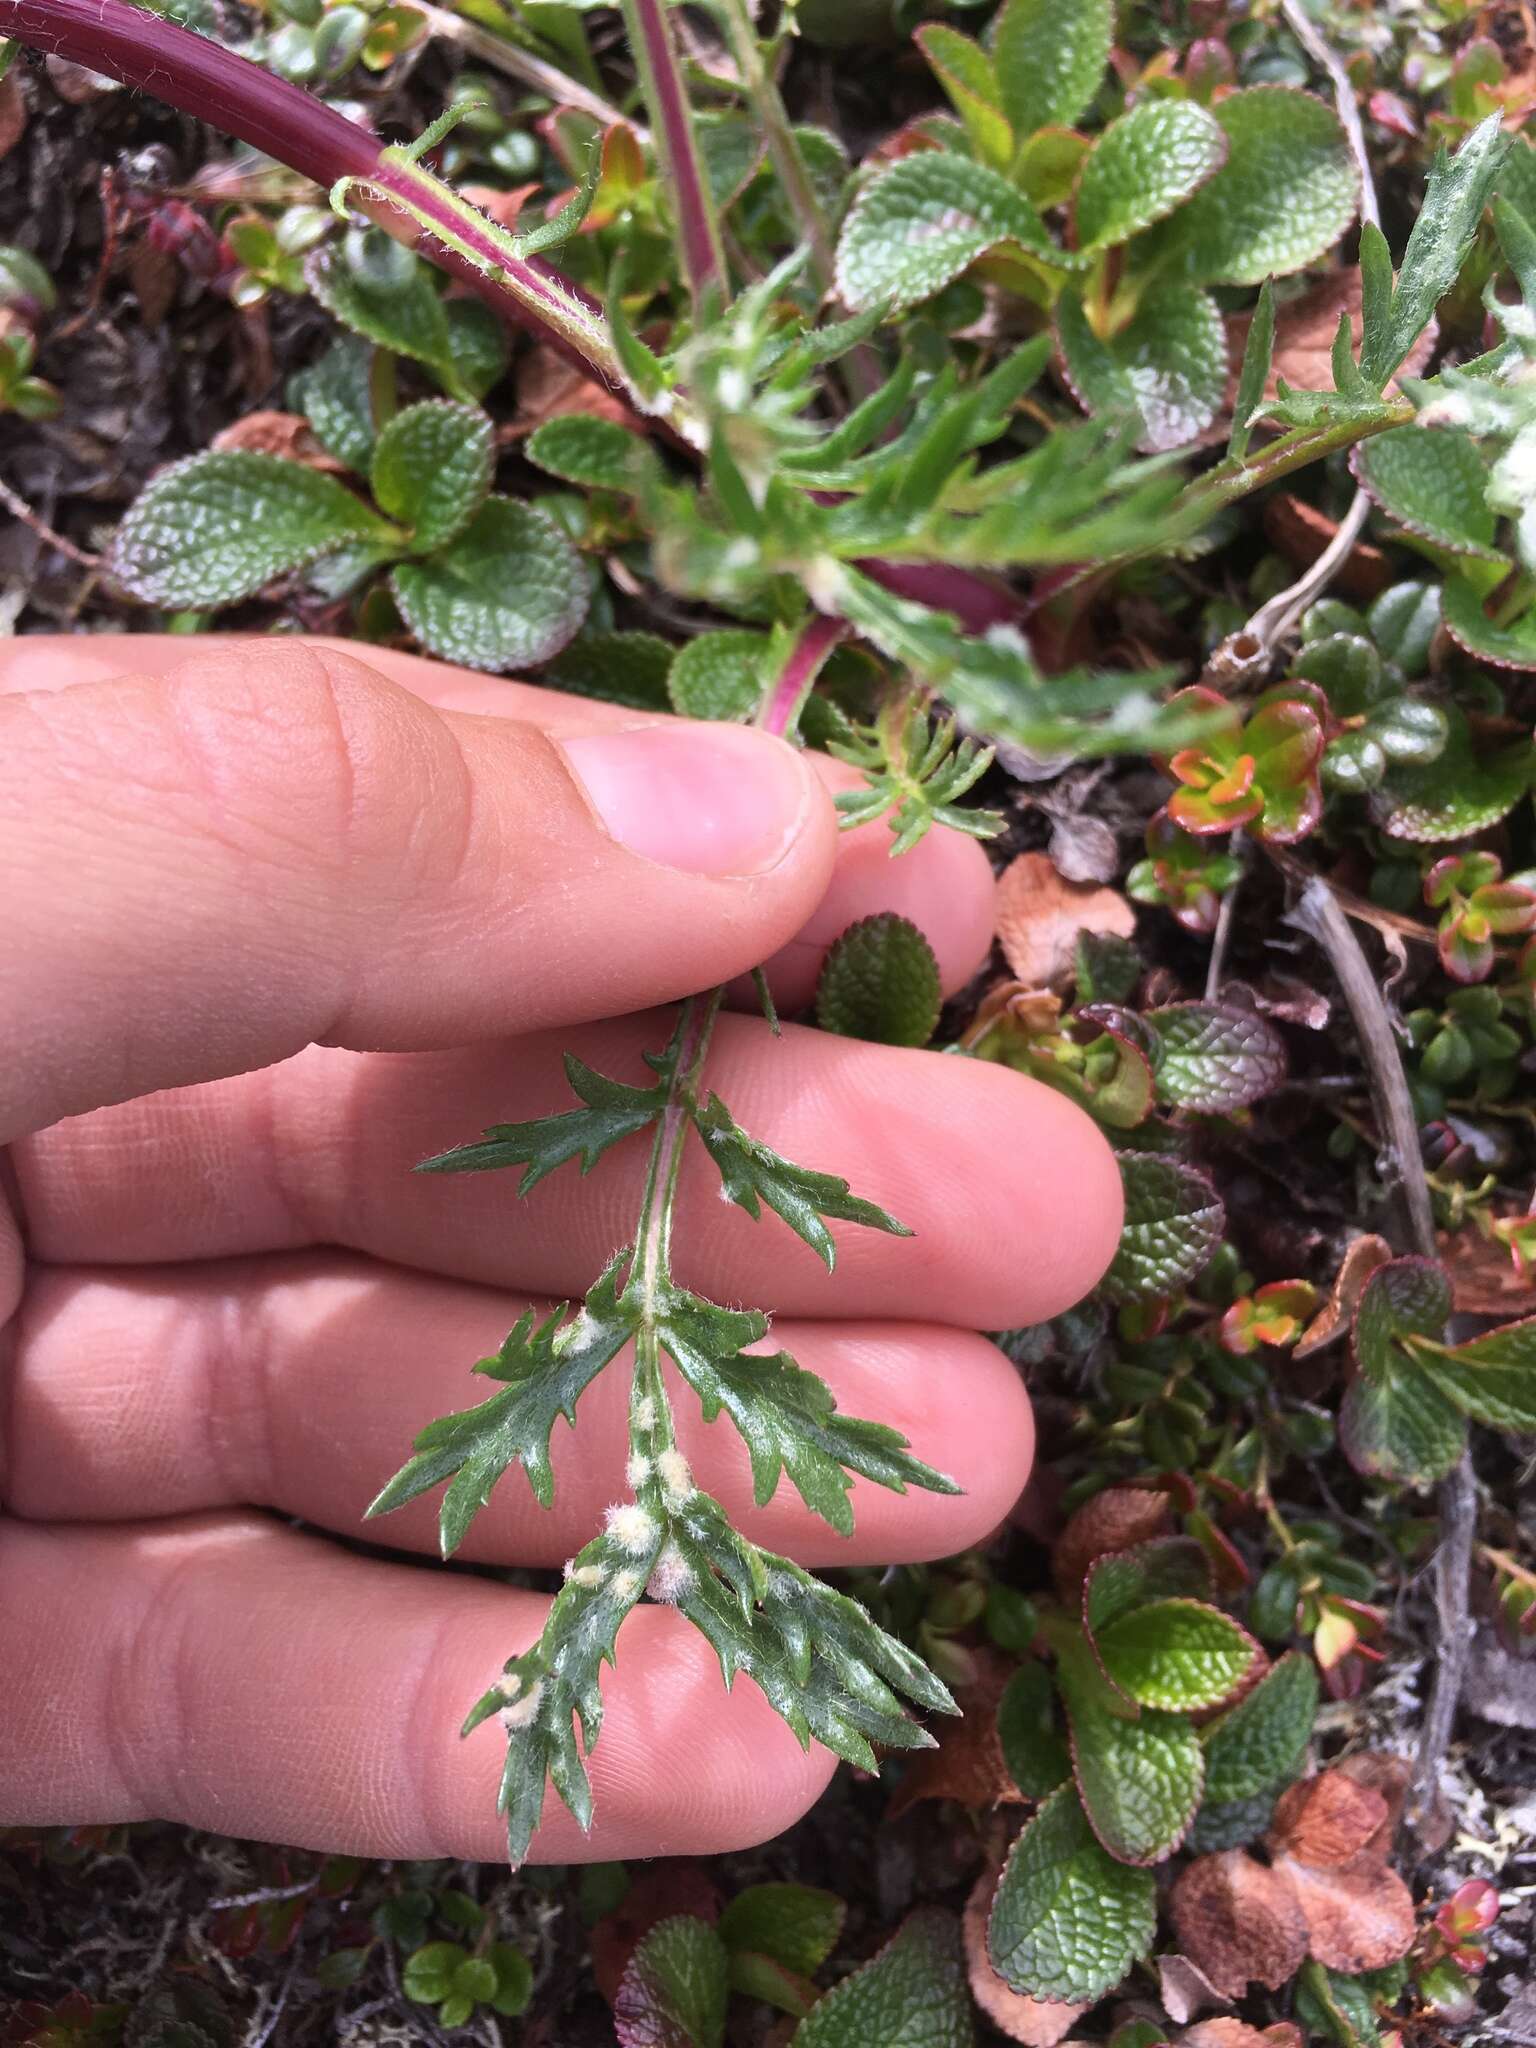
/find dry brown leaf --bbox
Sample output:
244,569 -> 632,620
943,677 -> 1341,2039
995,852 -> 1136,990
1156,1954 -> 1231,2025
1183,2022 -> 1301,2048
1294,1236 -> 1394,1359
888,1653 -> 1022,1817
1276,1856 -> 1417,1974
1223,271 -> 1437,424
0,70 -> 25,161
1053,1486 -> 1173,1601
1169,1851 -> 1309,1999
1332,1750 -> 1410,1854
211,411 -> 344,471
507,346 -> 638,438
964,1872 -> 1088,2046
1439,1224 -> 1536,1318
1269,1771 -> 1387,1869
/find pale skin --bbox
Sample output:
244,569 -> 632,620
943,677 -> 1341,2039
0,635 -> 1123,1864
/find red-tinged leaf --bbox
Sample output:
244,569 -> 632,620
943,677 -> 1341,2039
1053,1488 -> 1175,1601
964,1871 -> 1088,2046
1168,1851 -> 1309,1998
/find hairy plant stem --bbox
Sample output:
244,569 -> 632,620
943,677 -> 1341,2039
619,0 -> 728,311
756,614 -> 846,734
712,0 -> 835,292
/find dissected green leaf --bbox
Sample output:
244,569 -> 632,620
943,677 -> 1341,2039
835,153 -> 1063,314
693,1092 -> 912,1269
526,414 -> 657,493
1145,1002 -> 1288,1113
1172,87 -> 1358,286
993,0 -> 1112,138
1373,706 -> 1530,841
816,913 -> 942,1048
391,497 -> 589,671
289,333 -> 377,472
1417,1314 -> 1536,1432
1200,1651 -> 1319,1804
370,401 -> 493,553
1229,278 -> 1276,462
1352,427 -> 1501,560
111,451 -> 393,607
997,1660 -> 1071,1799
418,1053 -> 666,1191
795,1908 -> 971,2048
988,1783 -> 1157,2001
1074,99 -> 1226,250
1102,1154 -> 1224,1302
717,1884 -> 845,1977
615,1915 -> 728,2048
366,1253 -> 634,1541
1057,284 -> 1228,453
668,630 -> 767,721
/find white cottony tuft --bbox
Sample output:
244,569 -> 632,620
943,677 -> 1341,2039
604,1502 -> 659,1554
657,1448 -> 693,1509
499,1680 -> 544,1733
610,1567 -> 643,1603
625,1452 -> 653,1490
634,1396 -> 657,1432
563,1559 -> 605,1588
646,1542 -> 694,1604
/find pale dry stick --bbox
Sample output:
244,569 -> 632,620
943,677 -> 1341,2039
1284,870 -> 1475,1820
412,3 -> 641,136
0,475 -> 100,569
1204,826 -> 1247,1000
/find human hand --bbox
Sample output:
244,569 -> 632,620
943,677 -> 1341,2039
0,636 -> 1121,1863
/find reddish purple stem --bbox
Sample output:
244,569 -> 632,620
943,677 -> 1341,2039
761,616 -> 844,739
624,0 -> 723,307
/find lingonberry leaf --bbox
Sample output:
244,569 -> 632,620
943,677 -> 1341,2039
816,913 -> 942,1048
110,450 -> 394,607
1171,88 -> 1358,286
716,1884 -> 845,1978
525,413 -> 658,494
988,1783 -> 1157,2002
1057,283 -> 1228,453
390,496 -> 589,672
992,0 -> 1112,137
1073,99 -> 1226,251
692,1093 -> 912,1269
417,1053 -> 667,1191
1417,1312 -> 1536,1431
1351,426 -> 1502,561
1102,1154 -> 1224,1301
289,332 -> 377,471
365,1251 -> 635,1541
1373,705 -> 1531,840
370,400 -> 493,553
997,1661 -> 1072,1800
1144,1003 -> 1289,1114
659,1291 -> 958,1536
667,629 -> 767,721
1440,574 -> 1536,671
1200,1652 -> 1319,1804
795,1908 -> 972,2048
1057,1638 -> 1204,1862
835,153 -> 1065,314
614,1915 -> 728,2048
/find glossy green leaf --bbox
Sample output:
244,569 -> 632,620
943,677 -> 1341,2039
915,25 -> 1012,170
1200,1651 -> 1319,1804
1083,1538 -> 1213,1633
1418,1313 -> 1536,1432
370,401 -> 493,553
717,1884 -> 845,1976
668,630 -> 767,721
988,1784 -> 1156,2001
1174,87 -> 1358,285
1092,1600 -> 1261,1713
997,1660 -> 1071,1799
1057,1640 -> 1204,1864
1075,100 -> 1226,250
835,153 -> 1063,313
289,333 -> 377,471
526,414 -> 657,493
1441,574 -> 1536,671
1102,1154 -> 1224,1302
418,1053 -> 666,1190
993,0 -> 1112,137
1058,284 -> 1227,452
1353,428 -> 1501,560
391,497 -> 588,671
615,1915 -> 729,2048
1354,1256 -> 1452,1371
796,1907 -> 972,2048
816,913 -> 942,1048
1374,707 -> 1530,841
111,451 -> 392,607
1145,1002 -> 1288,1112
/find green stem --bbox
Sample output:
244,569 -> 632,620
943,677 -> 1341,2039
713,0 -> 837,295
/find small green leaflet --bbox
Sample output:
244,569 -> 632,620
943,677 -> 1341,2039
915,23 -> 1013,171
716,1884 -> 846,1980
997,1660 -> 1071,1798
1352,427 -> 1503,561
1342,1256 -> 1463,1484
370,400 -> 493,554
992,0 -> 1112,138
1171,87 -> 1358,287
693,1093 -> 911,1269
1057,283 -> 1228,453
1090,1600 -> 1261,1714
525,414 -> 657,494
418,1053 -> 667,1192
1440,576 -> 1536,673
390,497 -> 589,673
289,333 -> 377,472
1229,279 -> 1275,461
307,234 -> 482,401
668,630 -> 768,721
795,1909 -> 972,2048
1373,705 -> 1531,841
1074,99 -> 1227,251
1145,1002 -> 1288,1113
1200,1651 -> 1319,1804
366,1253 -> 634,1545
988,1783 -> 1157,2002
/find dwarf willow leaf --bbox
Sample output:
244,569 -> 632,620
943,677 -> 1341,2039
1074,99 -> 1226,250
1200,1650 -> 1319,1804
835,153 -> 1063,314
419,1054 -> 666,1191
668,630 -> 767,721
1418,1314 -> 1536,1432
110,451 -> 393,607
992,0 -> 1111,137
289,333 -> 377,472
615,1916 -> 728,2048
1091,1600 -> 1262,1714
795,1909 -> 971,2048
1373,704 -> 1531,839
370,401 -> 493,553
1057,284 -> 1227,453
1145,1002 -> 1288,1113
1353,427 -> 1502,560
1057,1639 -> 1205,1864
525,414 -> 657,494
816,913 -> 942,1048
391,497 -> 589,672
989,1783 -> 1157,2002
1172,87 -> 1358,286
692,1094 -> 912,1269
1102,1154 -> 1224,1302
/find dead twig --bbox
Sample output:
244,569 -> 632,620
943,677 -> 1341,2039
0,476 -> 101,569
1204,827 -> 1246,1000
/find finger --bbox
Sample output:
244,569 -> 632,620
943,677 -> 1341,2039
16,1014 -> 1124,1327
0,635 -> 996,1006
0,1512 -> 835,1859
0,643 -> 835,1140
5,1254 -> 1033,1566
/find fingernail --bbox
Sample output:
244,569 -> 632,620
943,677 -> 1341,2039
560,723 -> 815,877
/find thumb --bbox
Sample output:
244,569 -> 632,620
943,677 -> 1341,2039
0,644 -> 836,1139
